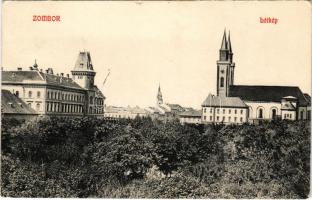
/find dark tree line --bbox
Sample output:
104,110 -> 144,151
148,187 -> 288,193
1,117 -> 310,198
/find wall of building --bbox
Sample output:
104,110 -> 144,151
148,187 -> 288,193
202,106 -> 248,124
244,101 -> 281,120
2,84 -> 47,114
281,110 -> 296,120
179,116 -> 202,124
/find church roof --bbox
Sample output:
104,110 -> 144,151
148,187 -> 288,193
2,71 -> 84,90
229,85 -> 309,106
73,51 -> 94,71
1,90 -> 37,115
304,93 -> 311,106
202,94 -> 248,108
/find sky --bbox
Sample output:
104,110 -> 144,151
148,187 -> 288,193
2,1 -> 311,109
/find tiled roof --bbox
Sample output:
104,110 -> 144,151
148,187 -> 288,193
281,102 -> 296,110
229,85 -> 309,106
304,93 -> 311,106
2,71 -> 83,90
42,73 -> 83,89
179,109 -> 201,117
92,85 -> 105,99
202,94 -> 248,108
2,71 -> 44,82
166,104 -> 185,112
74,51 -> 94,71
1,90 -> 37,114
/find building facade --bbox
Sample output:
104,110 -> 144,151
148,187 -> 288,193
2,51 -> 105,117
202,31 -> 311,124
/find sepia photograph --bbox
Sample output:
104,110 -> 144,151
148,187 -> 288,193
1,1 -> 311,198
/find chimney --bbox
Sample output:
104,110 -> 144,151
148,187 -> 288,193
17,67 -> 22,71
61,73 -> 64,77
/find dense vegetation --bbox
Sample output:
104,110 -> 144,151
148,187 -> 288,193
1,117 -> 310,198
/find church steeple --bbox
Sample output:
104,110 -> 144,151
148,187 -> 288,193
219,29 -> 229,61
217,29 -> 235,97
157,84 -> 163,105
228,31 -> 233,62
220,30 -> 228,50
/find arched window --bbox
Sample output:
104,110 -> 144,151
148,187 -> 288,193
220,77 -> 224,87
258,108 -> 263,119
36,103 -> 40,111
90,96 -> 93,104
272,109 -> 277,119
28,91 -> 32,98
37,91 -> 41,98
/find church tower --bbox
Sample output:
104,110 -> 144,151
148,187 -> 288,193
217,30 -> 235,97
71,51 -> 96,89
157,84 -> 163,106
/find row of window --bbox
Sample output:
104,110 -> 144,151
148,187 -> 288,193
46,102 -> 84,113
283,113 -> 293,119
27,102 -> 41,111
89,96 -> 104,105
25,91 -> 41,98
203,108 -> 244,115
203,115 -> 244,123
89,106 -> 104,114
47,91 -> 84,102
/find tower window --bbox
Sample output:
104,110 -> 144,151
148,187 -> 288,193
220,77 -> 224,87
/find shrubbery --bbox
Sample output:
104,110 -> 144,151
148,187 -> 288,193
1,117 -> 310,198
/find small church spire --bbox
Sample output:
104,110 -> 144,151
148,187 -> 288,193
157,84 -> 163,105
220,29 -> 228,50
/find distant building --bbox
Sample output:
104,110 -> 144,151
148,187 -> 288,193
1,51 -> 105,117
202,30 -> 311,124
104,106 -> 149,119
1,89 -> 38,120
179,109 -> 202,125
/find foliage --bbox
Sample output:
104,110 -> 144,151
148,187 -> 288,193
1,117 -> 310,198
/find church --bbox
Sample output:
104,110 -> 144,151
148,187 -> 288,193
202,31 -> 311,124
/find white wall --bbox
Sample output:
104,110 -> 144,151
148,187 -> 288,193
202,106 -> 248,124
244,101 -> 281,120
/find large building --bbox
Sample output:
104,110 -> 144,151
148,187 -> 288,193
1,51 -> 105,118
202,31 -> 311,124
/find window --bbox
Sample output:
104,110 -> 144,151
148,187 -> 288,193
240,117 -> 243,122
203,108 -> 206,113
234,117 -> 237,122
229,109 -> 231,114
300,111 -> 304,119
235,109 -> 237,114
217,116 -> 219,121
37,91 -> 41,98
28,102 -> 31,107
28,91 -> 32,98
217,109 -> 219,114
240,109 -> 243,114
36,103 -> 40,111
289,114 -> 292,118
223,109 -> 225,114
272,109 -> 277,119
228,117 -> 231,122
222,116 -> 225,121
210,108 -> 213,113
220,77 -> 224,87
284,114 -> 287,119
210,116 -> 212,121
258,108 -> 263,119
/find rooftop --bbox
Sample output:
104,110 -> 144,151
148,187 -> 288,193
202,94 -> 248,108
